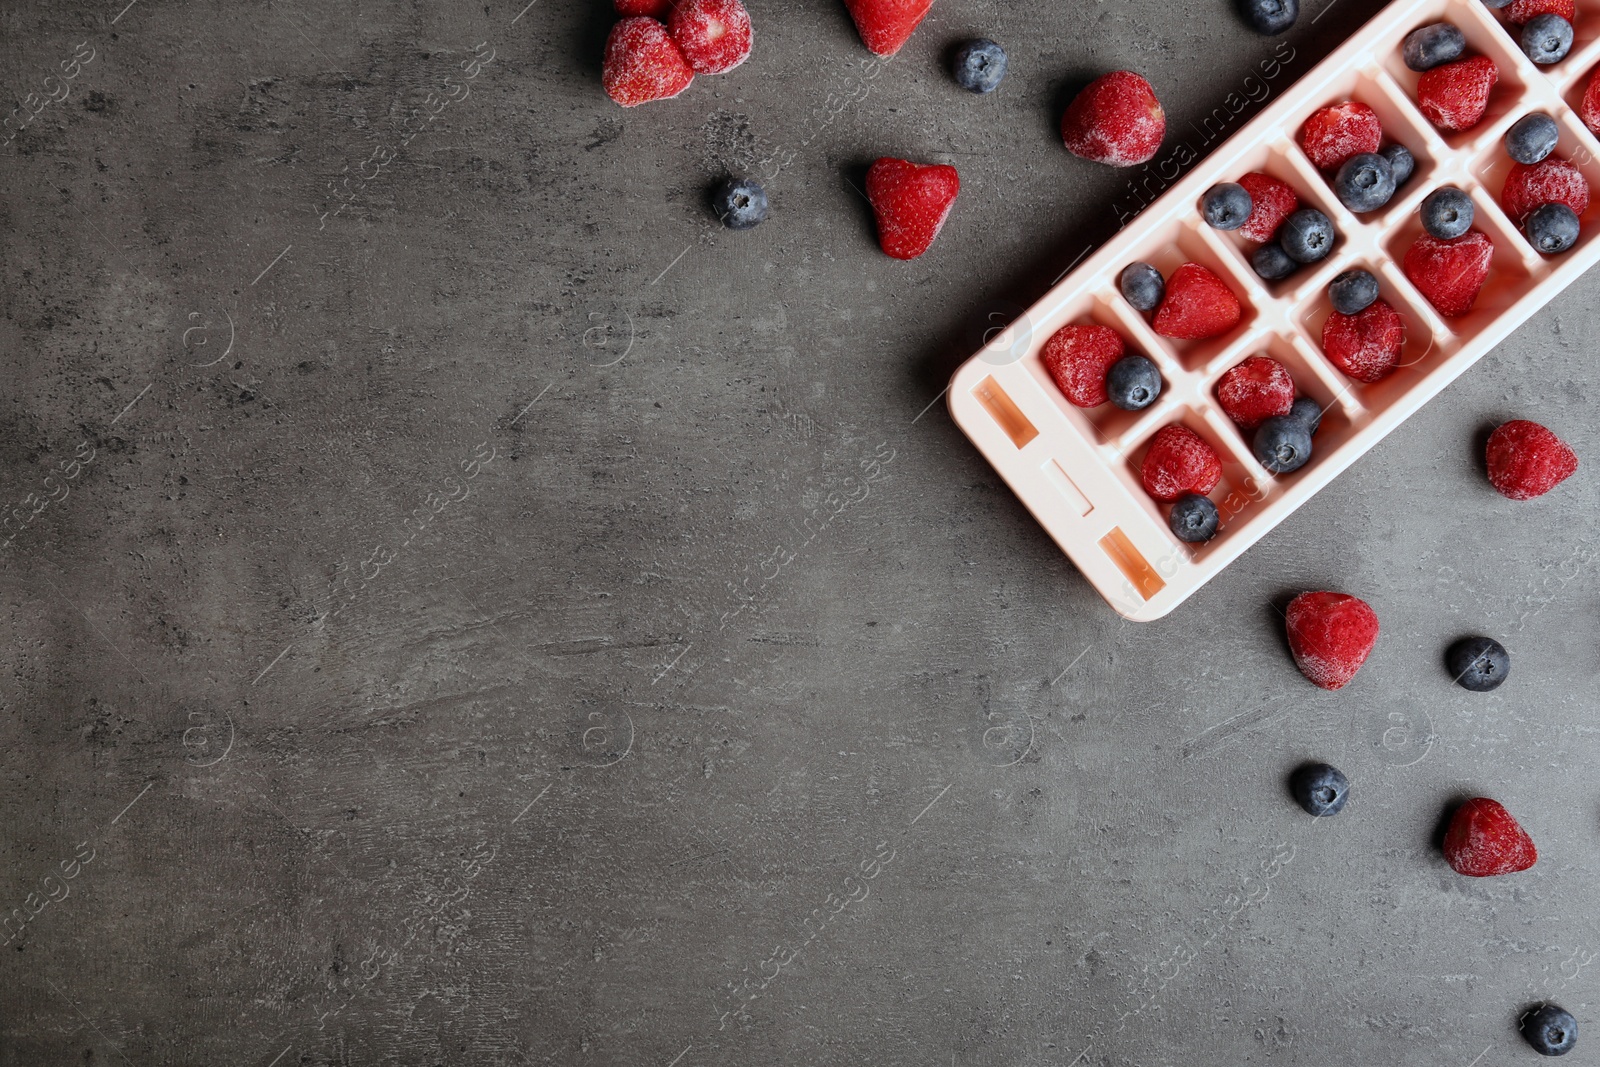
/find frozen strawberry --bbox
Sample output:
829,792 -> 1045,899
1040,324 -> 1126,408
865,158 -> 959,260
1216,356 -> 1295,429
1299,102 -> 1382,170
843,0 -> 932,56
1061,71 -> 1166,167
668,0 -> 752,73
603,17 -> 695,107
1443,798 -> 1537,876
1284,590 -> 1379,690
1500,157 -> 1590,221
1237,172 -> 1300,243
1322,299 -> 1405,382
1417,55 -> 1498,132
1504,0 -> 1574,22
616,0 -> 673,15
1140,424 -> 1222,502
1486,419 -> 1578,500
1583,67 -> 1600,135
1152,262 -> 1242,340
1403,230 -> 1492,317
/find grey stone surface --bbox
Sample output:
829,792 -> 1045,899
3,0 -> 1599,1063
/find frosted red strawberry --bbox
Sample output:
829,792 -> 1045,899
1583,68 -> 1600,135
1061,71 -> 1166,167
1504,0 -> 1574,22
1152,263 -> 1242,340
1237,172 -> 1300,243
669,0 -> 753,73
1443,798 -> 1537,876
616,0 -> 673,15
1404,231 -> 1492,317
843,0 -> 932,56
1417,55 -> 1498,132
1216,356 -> 1294,429
1322,299 -> 1405,382
1299,102 -> 1382,170
1486,419 -> 1578,500
603,17 -> 695,107
1500,158 -> 1590,222
1284,590 -> 1379,691
1041,324 -> 1126,408
865,158 -> 959,260
1141,424 -> 1222,502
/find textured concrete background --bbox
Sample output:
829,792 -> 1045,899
3,0 -> 1600,1063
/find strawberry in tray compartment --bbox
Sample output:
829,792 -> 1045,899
1299,101 -> 1382,170
1140,424 -> 1223,502
1500,157 -> 1590,220
1322,299 -> 1405,382
1041,324 -> 1126,408
1216,355 -> 1294,430
1417,55 -> 1498,133
864,158 -> 960,260
1151,263 -> 1241,340
1061,71 -> 1166,167
1237,172 -> 1299,243
1504,0 -> 1575,21
1404,230 -> 1492,317
1583,67 -> 1600,135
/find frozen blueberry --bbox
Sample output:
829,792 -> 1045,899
1526,201 -> 1580,254
1523,1004 -> 1578,1056
1446,635 -> 1510,692
1105,353 -> 1162,411
1334,152 -> 1396,213
1120,262 -> 1165,311
1481,0 -> 1513,8
1288,396 -> 1323,434
1329,268 -> 1380,315
1168,493 -> 1220,542
1254,414 -> 1313,472
952,38 -> 1007,93
1239,0 -> 1298,34
1202,182 -> 1254,230
1290,762 -> 1349,817
1403,22 -> 1466,70
1421,186 -> 1474,239
1522,13 -> 1574,64
714,178 -> 768,230
1279,208 -> 1335,263
1381,143 -> 1415,187
1251,241 -> 1299,280
1506,113 -> 1560,165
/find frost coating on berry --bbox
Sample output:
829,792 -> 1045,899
1151,262 -> 1242,340
1140,424 -> 1222,502
1237,172 -> 1299,243
1299,101 -> 1382,170
1501,157 -> 1590,221
1443,797 -> 1537,876
1216,355 -> 1294,429
1404,231 -> 1493,317
1284,590 -> 1379,690
864,158 -> 960,260
603,17 -> 695,107
1322,299 -> 1405,382
1417,55 -> 1498,132
1486,419 -> 1578,499
1061,71 -> 1166,167
1041,324 -> 1125,408
668,0 -> 753,74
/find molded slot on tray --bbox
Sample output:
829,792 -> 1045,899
973,376 -> 1038,448
1561,58 -> 1600,118
1116,223 -> 1258,371
1021,296 -> 1176,447
1485,0 -> 1600,86
1292,269 -> 1453,406
1470,109 -> 1600,260
1291,69 -> 1445,200
1099,527 -> 1165,601
1043,458 -> 1094,516
1382,6 -> 1530,150
1381,186 -> 1538,330
1206,332 -> 1362,470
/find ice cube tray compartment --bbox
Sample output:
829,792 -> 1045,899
948,0 -> 1600,621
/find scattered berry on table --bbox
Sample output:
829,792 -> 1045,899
843,0 -> 933,56
1202,182 -> 1254,230
603,17 -> 696,107
1404,231 -> 1493,317
1526,201 -> 1581,253
1486,419 -> 1578,499
1417,55 -> 1498,132
713,177 -> 768,229
1522,13 -> 1574,64
1505,112 -> 1560,164
1421,185 -> 1475,239
1237,172 -> 1300,242
1506,0 -> 1575,24
1041,324 -> 1126,408
1446,635 -> 1511,691
1141,424 -> 1223,502
1443,797 -> 1537,876
1284,590 -> 1379,691
1380,143 -> 1416,187
1239,0 -> 1298,34
1279,207 -> 1335,263
1329,268 -> 1380,315
864,157 -> 960,260
1254,414 -> 1314,473
1322,299 -> 1405,382
1289,396 -> 1324,433
1152,262 -> 1242,340
1216,355 -> 1294,430
1334,152 -> 1397,212
668,0 -> 753,73
616,0 -> 672,16
1583,67 -> 1600,134
1120,262 -> 1165,311
1168,493 -> 1220,542
1300,101 -> 1383,169
1290,763 -> 1349,816
1501,157 -> 1590,221
1403,22 -> 1466,70
1523,1004 -> 1579,1057
1252,241 -> 1298,280
1061,71 -> 1166,166
952,38 -> 1007,93
1106,354 -> 1163,411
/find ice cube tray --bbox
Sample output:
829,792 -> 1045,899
948,0 -> 1600,621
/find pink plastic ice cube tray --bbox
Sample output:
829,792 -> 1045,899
948,0 -> 1600,621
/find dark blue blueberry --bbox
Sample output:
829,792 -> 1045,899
1329,268 -> 1380,315
1447,635 -> 1510,691
1522,13 -> 1574,64
1288,396 -> 1323,434
1334,152 -> 1396,213
714,178 -> 768,230
1381,143 -> 1415,187
1106,354 -> 1162,411
1251,241 -> 1298,280
1524,1004 -> 1578,1056
1482,0 -> 1512,7
1526,201 -> 1580,254
952,39 -> 1007,93
1506,113 -> 1560,164
1254,414 -> 1313,472
1421,185 -> 1474,239
1202,182 -> 1254,230
1279,208 -> 1335,263
1120,262 -> 1165,311
1290,763 -> 1349,817
1403,22 -> 1466,70
1168,493 -> 1220,542
1239,0 -> 1298,34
